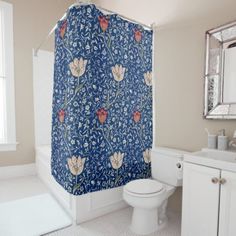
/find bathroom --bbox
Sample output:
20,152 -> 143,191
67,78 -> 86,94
0,0 -> 236,235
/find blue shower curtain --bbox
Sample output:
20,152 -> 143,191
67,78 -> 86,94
51,4 -> 153,195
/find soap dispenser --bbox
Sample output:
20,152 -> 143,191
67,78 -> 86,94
229,130 -> 236,149
205,128 -> 217,149
218,129 -> 228,151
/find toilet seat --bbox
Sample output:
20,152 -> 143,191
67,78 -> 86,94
124,179 -> 164,196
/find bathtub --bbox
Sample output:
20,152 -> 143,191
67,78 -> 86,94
35,145 -> 127,224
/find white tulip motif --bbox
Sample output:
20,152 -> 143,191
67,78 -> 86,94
144,71 -> 152,86
110,152 -> 124,170
143,149 -> 151,164
69,58 -> 88,78
67,156 -> 86,176
112,65 -> 126,82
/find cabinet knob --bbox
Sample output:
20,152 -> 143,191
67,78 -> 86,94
219,178 -> 227,185
211,177 -> 219,184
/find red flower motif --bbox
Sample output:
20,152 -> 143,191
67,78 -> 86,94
58,110 -> 65,123
133,111 -> 141,123
96,108 -> 108,124
134,30 -> 142,43
60,21 -> 67,39
98,16 -> 109,32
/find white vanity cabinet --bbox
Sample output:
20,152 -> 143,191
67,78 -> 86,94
181,161 -> 236,236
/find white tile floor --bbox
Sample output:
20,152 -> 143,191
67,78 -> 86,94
46,208 -> 181,236
0,176 -> 181,236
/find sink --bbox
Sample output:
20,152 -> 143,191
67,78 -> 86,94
184,148 -> 236,172
194,148 -> 236,162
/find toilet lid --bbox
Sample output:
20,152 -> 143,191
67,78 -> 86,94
125,179 -> 163,195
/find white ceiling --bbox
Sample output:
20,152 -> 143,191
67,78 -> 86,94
93,0 -> 236,27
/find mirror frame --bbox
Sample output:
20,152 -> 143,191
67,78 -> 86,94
204,20 -> 236,119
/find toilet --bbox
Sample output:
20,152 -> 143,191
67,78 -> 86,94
123,147 -> 188,235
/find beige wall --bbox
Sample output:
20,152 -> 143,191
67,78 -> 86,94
155,16 -> 236,152
0,0 -> 74,166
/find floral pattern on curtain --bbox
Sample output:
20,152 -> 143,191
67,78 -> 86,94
51,4 -> 153,195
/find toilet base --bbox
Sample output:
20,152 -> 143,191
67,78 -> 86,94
130,207 -> 159,235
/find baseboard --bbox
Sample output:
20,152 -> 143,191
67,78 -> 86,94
0,163 -> 36,180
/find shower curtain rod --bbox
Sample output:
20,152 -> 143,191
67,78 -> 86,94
34,2 -> 156,56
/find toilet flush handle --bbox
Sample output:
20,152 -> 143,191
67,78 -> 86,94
176,161 -> 183,180
176,162 -> 182,169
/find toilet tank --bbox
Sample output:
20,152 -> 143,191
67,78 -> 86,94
151,147 -> 189,186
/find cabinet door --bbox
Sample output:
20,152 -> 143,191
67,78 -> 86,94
219,170 -> 236,236
181,163 -> 220,236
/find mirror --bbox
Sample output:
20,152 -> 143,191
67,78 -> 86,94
204,21 -> 236,119
223,45 -> 236,103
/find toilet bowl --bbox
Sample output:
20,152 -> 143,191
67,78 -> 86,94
123,147 -> 188,235
123,179 -> 175,235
